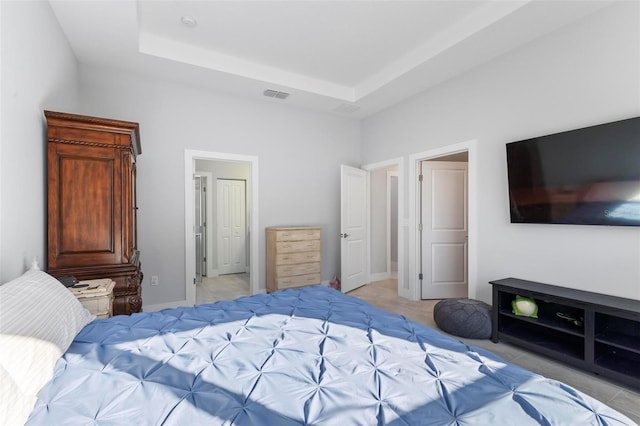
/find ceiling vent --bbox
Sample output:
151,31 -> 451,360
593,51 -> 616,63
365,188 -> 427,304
334,103 -> 360,114
263,89 -> 290,100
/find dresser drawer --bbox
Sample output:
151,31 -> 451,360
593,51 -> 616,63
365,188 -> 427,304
78,295 -> 113,319
276,251 -> 320,265
266,226 -> 322,293
275,228 -> 321,241
277,273 -> 321,289
276,241 -> 320,256
276,262 -> 321,277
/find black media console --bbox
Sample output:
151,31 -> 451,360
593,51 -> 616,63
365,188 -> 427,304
490,278 -> 640,390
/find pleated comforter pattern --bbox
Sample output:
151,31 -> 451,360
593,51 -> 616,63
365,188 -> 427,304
27,286 -> 634,425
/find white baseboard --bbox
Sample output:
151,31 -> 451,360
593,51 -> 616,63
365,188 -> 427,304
369,272 -> 391,283
143,299 -> 190,312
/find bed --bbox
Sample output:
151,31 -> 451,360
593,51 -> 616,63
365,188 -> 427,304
1,270 -> 635,425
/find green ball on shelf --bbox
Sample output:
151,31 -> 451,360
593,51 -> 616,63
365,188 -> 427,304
512,296 -> 538,318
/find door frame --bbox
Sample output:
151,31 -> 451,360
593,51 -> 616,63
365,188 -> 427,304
408,140 -> 477,301
184,150 -> 259,306
362,157 -> 407,298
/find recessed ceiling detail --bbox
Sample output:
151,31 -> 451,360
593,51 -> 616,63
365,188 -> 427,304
48,0 -> 615,117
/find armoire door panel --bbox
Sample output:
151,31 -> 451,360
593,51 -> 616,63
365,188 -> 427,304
58,156 -> 115,253
51,146 -> 123,268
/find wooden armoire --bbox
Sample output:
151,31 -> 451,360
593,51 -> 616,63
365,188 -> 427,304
45,110 -> 143,315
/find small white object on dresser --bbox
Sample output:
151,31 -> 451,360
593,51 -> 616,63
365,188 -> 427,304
68,279 -> 115,318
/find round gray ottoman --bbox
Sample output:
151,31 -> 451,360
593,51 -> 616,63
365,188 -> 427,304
433,298 -> 492,339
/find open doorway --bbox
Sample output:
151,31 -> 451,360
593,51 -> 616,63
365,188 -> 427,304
195,162 -> 249,304
361,157 -> 407,298
184,150 -> 259,306
388,171 -> 399,279
368,166 -> 399,283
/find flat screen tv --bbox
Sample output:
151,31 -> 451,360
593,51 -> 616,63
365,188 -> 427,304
506,117 -> 640,226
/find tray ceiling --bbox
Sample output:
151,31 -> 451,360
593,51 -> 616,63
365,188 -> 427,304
48,0 -> 613,118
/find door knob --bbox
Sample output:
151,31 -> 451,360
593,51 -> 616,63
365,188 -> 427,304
340,233 -> 350,238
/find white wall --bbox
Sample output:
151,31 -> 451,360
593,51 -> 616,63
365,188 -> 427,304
78,66 -> 361,306
362,2 -> 640,302
0,1 -> 79,283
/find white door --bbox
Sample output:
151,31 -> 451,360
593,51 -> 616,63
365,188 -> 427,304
217,179 -> 246,275
194,175 -> 206,283
421,161 -> 468,299
340,165 -> 369,293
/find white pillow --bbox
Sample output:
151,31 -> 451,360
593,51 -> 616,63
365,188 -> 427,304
0,362 -> 34,426
0,270 -> 95,425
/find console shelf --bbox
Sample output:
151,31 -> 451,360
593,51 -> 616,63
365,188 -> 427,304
491,278 -> 640,390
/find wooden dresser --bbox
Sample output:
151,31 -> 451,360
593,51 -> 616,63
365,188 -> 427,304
45,111 -> 143,315
266,227 -> 321,293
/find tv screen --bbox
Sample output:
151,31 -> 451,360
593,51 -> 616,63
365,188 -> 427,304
506,117 -> 640,226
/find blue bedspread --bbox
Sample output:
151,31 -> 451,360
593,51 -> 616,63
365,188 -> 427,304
28,286 -> 634,425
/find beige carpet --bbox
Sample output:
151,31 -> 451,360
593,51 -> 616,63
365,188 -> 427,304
196,273 -> 250,305
349,279 -> 640,424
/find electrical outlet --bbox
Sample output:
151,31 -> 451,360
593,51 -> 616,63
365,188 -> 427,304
151,276 -> 159,286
